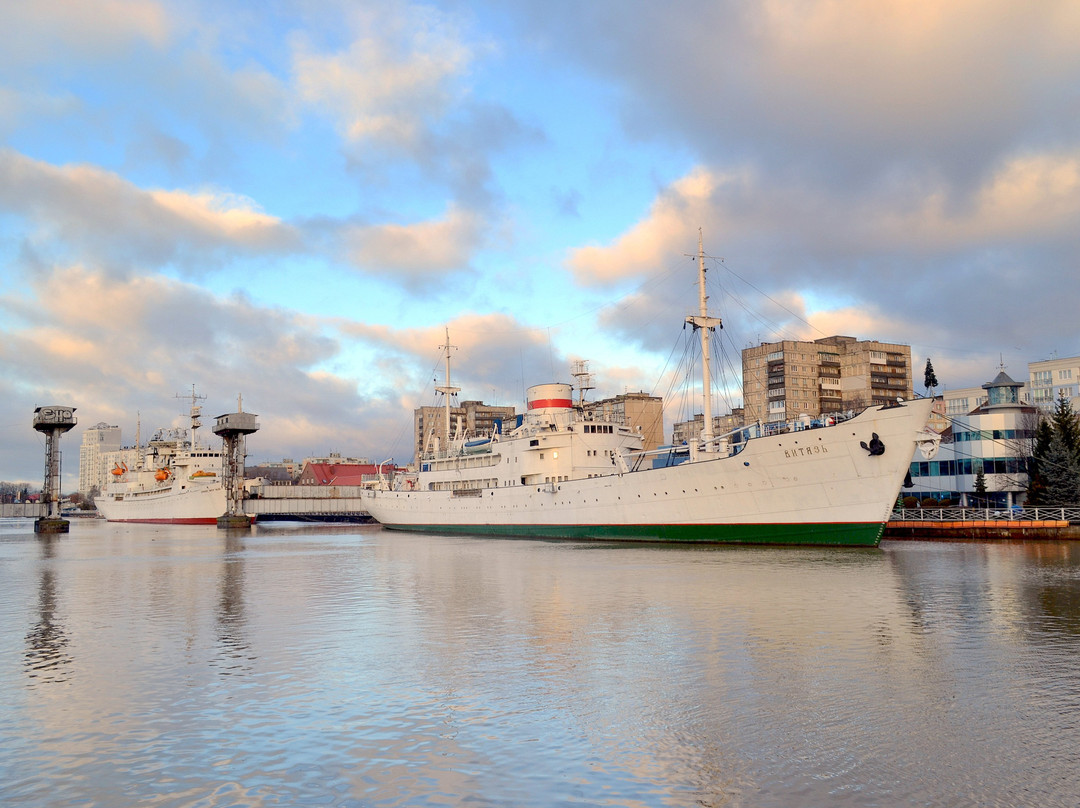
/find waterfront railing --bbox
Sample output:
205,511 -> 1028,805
892,507 -> 1080,523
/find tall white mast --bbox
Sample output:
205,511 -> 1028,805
176,384 -> 206,450
684,229 -> 723,449
435,328 -> 460,452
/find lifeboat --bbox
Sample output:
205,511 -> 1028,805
111,462 -> 128,476
189,470 -> 217,480
463,438 -> 492,455
155,468 -> 171,482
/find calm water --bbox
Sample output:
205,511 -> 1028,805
1,519 -> 1079,807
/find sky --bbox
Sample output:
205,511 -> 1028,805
2,0 -> 1080,488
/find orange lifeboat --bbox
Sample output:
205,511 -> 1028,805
155,468 -> 171,482
111,462 -> 127,476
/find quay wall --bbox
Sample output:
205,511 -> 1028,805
885,520 -> 1080,541
886,507 -> 1080,540
1,503 -> 44,517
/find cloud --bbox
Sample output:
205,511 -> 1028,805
339,204 -> 485,282
339,312 -> 556,397
0,264 -> 409,481
893,150 -> 1080,248
566,167 -> 724,285
503,0 -> 1080,188
562,153 -> 1080,393
0,0 -> 170,70
0,149 -> 300,273
331,309 -> 660,423
291,4 -> 473,148
0,1 -> 288,181
290,4 -> 532,210
0,268 -> 592,482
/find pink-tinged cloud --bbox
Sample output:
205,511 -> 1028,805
0,264 -> 424,471
566,168 -> 735,286
341,205 -> 484,278
291,5 -> 472,147
880,150 -> 1080,249
0,149 -> 300,270
0,0 -> 170,69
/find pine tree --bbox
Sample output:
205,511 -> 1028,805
923,358 -> 939,394
1028,394 -> 1080,506
1040,431 -> 1080,505
1050,392 -> 1080,456
973,467 -> 988,506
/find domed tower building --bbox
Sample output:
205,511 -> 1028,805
906,368 -> 1038,509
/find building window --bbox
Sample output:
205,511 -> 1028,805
946,398 -> 969,415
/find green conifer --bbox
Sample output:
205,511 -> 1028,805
1040,431 -> 1080,505
923,358 -> 939,393
1028,394 -> 1080,506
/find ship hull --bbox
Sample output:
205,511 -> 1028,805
96,482 -> 227,525
361,399 -> 933,547
368,520 -> 885,546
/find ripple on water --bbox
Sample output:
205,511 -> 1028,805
3,526 -> 1080,807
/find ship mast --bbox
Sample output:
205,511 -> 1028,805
571,360 -> 594,408
684,230 -> 723,450
176,384 -> 206,450
435,328 -> 460,453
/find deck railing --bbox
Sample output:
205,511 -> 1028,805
892,507 -> 1080,523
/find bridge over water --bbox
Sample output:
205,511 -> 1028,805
243,484 -> 371,520
2,484 -> 373,522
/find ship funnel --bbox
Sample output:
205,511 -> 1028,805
526,383 -> 573,412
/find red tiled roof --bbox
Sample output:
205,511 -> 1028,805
299,462 -> 386,485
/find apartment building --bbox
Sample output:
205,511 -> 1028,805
414,400 -> 517,460
583,392 -> 665,452
742,336 -> 914,423
78,422 -> 122,495
1028,355 -> 1080,411
672,409 -> 745,446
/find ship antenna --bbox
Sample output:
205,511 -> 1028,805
684,229 -> 723,450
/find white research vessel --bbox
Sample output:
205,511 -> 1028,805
95,390 -> 235,525
361,239 -> 939,546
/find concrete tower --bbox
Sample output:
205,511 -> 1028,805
33,405 -> 77,534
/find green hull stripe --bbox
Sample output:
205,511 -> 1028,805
378,521 -> 884,547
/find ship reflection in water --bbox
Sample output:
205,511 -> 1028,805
1,518 -> 1079,807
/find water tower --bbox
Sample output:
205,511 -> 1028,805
33,405 -> 77,534
212,404 -> 259,529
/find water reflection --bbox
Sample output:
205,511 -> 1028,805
3,525 -> 1080,808
1014,541 -> 1080,637
214,531 -> 254,674
24,535 -> 72,685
